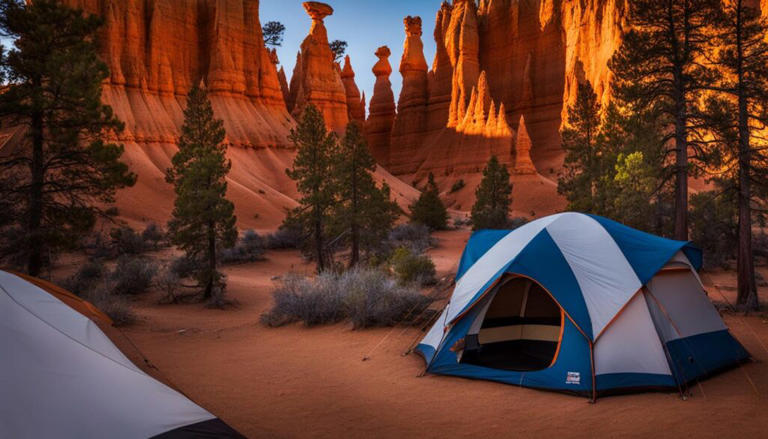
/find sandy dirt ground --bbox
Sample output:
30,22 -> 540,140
114,229 -> 768,438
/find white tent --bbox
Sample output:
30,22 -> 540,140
0,270 -> 243,438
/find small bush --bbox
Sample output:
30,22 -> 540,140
62,261 -> 105,296
141,223 -> 165,249
390,247 -> 436,286
452,216 -> 471,227
104,206 -> 119,216
110,226 -> 147,255
111,256 -> 158,295
265,224 -> 303,249
260,268 -> 432,328
387,223 -> 435,254
83,286 -> 136,326
170,256 -> 199,279
220,230 -> 266,264
155,268 -> 182,304
450,179 -> 465,193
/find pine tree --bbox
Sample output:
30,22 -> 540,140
557,80 -> 604,213
166,84 -> 237,301
332,121 -> 399,267
471,156 -> 512,230
609,0 -> 719,240
708,0 -> 768,309
409,173 -> 448,230
286,104 -> 338,272
0,0 -> 136,275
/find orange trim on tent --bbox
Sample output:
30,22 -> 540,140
548,309 -> 566,368
5,270 -> 113,325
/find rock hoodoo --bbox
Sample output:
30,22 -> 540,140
341,55 -> 366,124
366,46 -> 396,165
376,0 -> 624,190
513,115 -> 537,174
288,1 -> 349,132
388,16 -> 429,170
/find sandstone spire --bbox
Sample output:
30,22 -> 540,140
288,1 -> 349,132
366,46 -> 396,165
513,115 -> 537,174
389,16 -> 429,174
341,55 -> 365,123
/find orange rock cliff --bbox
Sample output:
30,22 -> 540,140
47,0 -> 640,223
378,0 -> 625,185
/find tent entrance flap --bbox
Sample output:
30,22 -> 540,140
460,276 -> 563,371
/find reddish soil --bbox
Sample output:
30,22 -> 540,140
115,229 -> 768,438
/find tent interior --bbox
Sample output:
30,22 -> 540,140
461,276 -> 563,371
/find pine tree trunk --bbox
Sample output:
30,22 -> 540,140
350,179 -> 359,268
315,206 -> 325,272
204,220 -> 216,300
27,108 -> 44,276
673,86 -> 689,241
735,2 -> 758,309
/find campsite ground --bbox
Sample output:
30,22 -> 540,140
116,230 -> 768,438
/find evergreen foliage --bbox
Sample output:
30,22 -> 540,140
707,0 -> 768,309
609,0 -> 720,240
262,21 -> 285,48
409,173 -> 448,230
166,84 -> 237,302
0,0 -> 136,275
471,156 -> 512,230
285,104 -> 338,271
332,122 -> 400,267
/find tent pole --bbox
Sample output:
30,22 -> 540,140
589,340 -> 597,403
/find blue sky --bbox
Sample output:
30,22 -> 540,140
260,0 -> 443,105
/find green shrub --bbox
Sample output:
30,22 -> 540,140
390,247 -> 436,286
220,230 -> 266,264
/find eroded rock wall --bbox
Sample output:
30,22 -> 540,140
383,0 -> 625,183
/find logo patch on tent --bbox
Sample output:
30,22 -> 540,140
566,372 -> 580,385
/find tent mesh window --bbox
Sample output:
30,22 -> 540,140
461,277 -> 563,371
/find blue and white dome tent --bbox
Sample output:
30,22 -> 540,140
416,212 -> 749,399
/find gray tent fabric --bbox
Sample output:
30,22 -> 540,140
0,271 -> 242,439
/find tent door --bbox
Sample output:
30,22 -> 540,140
461,276 -> 563,371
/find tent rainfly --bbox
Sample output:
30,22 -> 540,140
416,213 -> 750,399
0,270 -> 245,438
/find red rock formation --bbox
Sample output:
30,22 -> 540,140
366,46 -> 396,165
288,1 -> 349,132
53,0 -> 298,228
341,56 -> 365,123
382,0 -> 625,174
513,115 -> 537,174
389,16 -> 429,171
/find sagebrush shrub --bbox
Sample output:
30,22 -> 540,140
387,223 -> 435,255
261,268 -> 432,328
220,230 -> 266,264
111,256 -> 157,295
